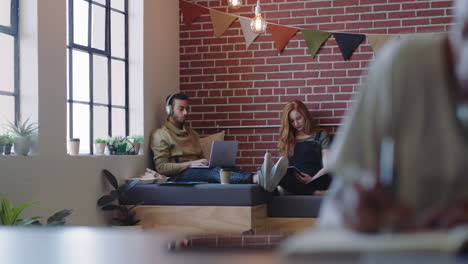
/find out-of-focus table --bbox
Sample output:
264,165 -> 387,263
0,227 -> 466,264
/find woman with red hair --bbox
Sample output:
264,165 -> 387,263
277,99 -> 332,194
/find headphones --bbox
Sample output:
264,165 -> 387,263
165,94 -> 176,116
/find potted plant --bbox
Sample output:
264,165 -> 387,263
2,134 -> 14,155
0,197 -> 73,226
0,133 -> 6,155
0,199 -> 40,225
106,136 -> 128,155
94,138 -> 107,155
97,169 -> 141,226
127,135 -> 143,155
6,117 -> 38,156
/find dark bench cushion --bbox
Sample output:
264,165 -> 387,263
267,196 -> 323,218
124,183 -> 272,206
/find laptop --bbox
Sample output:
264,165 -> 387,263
190,141 -> 239,168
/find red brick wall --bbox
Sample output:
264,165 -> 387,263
179,0 -> 453,171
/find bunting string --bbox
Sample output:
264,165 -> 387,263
180,0 -> 443,60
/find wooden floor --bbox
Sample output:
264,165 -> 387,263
135,204 -> 316,235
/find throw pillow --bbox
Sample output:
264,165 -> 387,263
199,131 -> 225,160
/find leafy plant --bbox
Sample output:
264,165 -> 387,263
0,133 -> 13,145
106,136 -> 129,155
97,169 -> 141,226
94,138 -> 106,144
127,135 -> 144,143
32,209 -> 74,226
3,134 -> 13,144
0,199 -> 39,225
6,117 -> 38,138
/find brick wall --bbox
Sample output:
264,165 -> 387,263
179,0 -> 453,171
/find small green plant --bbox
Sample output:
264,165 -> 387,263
0,199 -> 39,225
97,169 -> 141,226
106,136 -> 128,155
0,133 -> 13,145
94,138 -> 106,144
127,135 -> 144,143
6,117 -> 38,138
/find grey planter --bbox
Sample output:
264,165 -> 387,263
4,144 -> 12,155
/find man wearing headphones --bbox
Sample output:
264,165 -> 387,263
151,93 -> 256,183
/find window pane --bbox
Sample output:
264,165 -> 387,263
94,0 -> 105,5
111,108 -> 125,137
93,54 -> 108,104
72,50 -> 90,101
111,59 -> 125,106
111,0 -> 125,12
0,0 -> 11,27
72,103 -> 90,154
0,95 -> 14,134
93,105 -> 108,140
73,0 -> 89,46
91,4 -> 105,50
0,34 -> 14,93
111,11 -> 125,58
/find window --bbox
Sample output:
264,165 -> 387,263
67,0 -> 128,154
0,0 -> 19,133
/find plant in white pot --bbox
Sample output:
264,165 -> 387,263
6,118 -> 38,156
0,133 -> 14,155
127,135 -> 143,155
94,138 -> 107,155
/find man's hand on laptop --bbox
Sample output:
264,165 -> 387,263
181,159 -> 209,171
191,159 -> 208,166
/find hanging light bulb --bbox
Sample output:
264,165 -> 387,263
227,0 -> 242,9
250,0 -> 267,34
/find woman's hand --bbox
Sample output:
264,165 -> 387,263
294,171 -> 313,183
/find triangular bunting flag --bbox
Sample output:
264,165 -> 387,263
333,33 -> 365,60
301,29 -> 331,59
367,34 -> 398,53
239,17 -> 260,48
180,1 -> 209,28
268,24 -> 299,52
209,9 -> 238,38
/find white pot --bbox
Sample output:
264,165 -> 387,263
14,136 -> 31,156
95,143 -> 106,155
134,142 -> 141,155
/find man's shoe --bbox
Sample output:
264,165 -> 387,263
266,157 -> 288,192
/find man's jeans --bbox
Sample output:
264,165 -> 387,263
176,167 -> 253,184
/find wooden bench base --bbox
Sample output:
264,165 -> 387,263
135,204 -> 316,234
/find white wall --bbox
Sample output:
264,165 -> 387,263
0,0 -> 179,225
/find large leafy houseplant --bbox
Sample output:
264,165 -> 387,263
0,199 -> 40,225
97,169 -> 141,226
0,198 -> 73,226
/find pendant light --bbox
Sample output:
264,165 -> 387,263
250,0 -> 267,34
227,0 -> 242,9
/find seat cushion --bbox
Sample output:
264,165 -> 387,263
123,183 -> 272,206
267,196 -> 323,218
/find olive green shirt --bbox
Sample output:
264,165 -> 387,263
151,121 -> 203,176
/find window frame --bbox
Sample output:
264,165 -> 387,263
0,0 -> 20,125
67,0 -> 129,154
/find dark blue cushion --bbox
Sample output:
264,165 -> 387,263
267,195 -> 323,218
123,183 -> 272,206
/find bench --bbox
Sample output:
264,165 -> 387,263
124,183 -> 323,234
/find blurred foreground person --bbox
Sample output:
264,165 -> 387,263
319,0 -> 468,233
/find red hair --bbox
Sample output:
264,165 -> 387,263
278,100 -> 316,158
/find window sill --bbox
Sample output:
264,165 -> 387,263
66,154 -> 144,157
